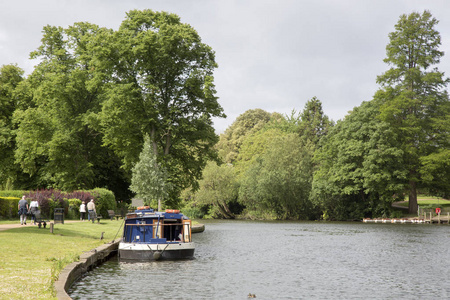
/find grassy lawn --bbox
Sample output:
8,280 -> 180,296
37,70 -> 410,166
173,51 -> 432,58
397,195 -> 450,216
397,196 -> 450,208
416,199 -> 450,205
0,220 -> 123,300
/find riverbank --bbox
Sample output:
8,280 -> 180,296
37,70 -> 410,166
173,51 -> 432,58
0,220 -> 205,299
56,222 -> 205,298
55,238 -> 121,300
0,220 -> 124,299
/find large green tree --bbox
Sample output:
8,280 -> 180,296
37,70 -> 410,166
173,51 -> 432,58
312,101 -> 405,220
0,64 -> 24,189
13,23 -> 130,197
216,109 -> 277,164
96,10 -> 225,199
239,133 -> 315,219
375,10 -> 450,213
194,161 -> 239,219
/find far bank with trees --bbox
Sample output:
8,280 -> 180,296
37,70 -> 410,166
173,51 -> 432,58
183,10 -> 449,220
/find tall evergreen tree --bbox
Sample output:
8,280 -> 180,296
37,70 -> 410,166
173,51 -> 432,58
375,11 -> 450,213
298,97 -> 332,145
130,136 -> 172,210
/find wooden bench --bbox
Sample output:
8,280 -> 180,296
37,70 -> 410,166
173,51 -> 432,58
114,210 -> 126,220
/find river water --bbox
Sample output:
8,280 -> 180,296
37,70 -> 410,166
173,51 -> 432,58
69,220 -> 449,299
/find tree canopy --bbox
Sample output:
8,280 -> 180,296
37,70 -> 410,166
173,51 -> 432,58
97,10 -> 225,197
2,10 -> 225,204
0,64 -> 24,189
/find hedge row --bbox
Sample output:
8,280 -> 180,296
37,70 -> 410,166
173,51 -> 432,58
0,191 -> 28,198
0,188 -> 117,220
0,197 -> 20,219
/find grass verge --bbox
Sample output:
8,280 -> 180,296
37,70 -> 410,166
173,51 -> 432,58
397,197 -> 450,208
0,220 -> 123,300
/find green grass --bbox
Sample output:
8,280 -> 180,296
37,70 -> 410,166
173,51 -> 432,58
0,220 -> 123,300
416,199 -> 450,205
396,195 -> 450,208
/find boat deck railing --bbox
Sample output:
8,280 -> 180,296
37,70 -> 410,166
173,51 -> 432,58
123,222 -> 191,243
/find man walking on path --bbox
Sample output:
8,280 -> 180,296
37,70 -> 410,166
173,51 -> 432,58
18,196 -> 29,225
87,199 -> 96,223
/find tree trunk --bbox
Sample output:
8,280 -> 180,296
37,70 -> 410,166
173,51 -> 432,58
408,180 -> 418,214
220,201 -> 235,219
150,126 -> 158,157
164,130 -> 171,155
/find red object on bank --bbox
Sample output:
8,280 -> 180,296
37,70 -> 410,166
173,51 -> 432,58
435,207 -> 441,214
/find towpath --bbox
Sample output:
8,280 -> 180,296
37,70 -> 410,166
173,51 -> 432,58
0,220 -> 82,232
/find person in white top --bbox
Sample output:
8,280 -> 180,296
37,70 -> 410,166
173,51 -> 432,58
79,201 -> 86,221
29,199 -> 39,225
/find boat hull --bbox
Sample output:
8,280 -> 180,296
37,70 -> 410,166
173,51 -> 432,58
118,242 -> 195,260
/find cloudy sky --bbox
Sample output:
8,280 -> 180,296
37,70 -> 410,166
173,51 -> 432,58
1,0 -> 450,132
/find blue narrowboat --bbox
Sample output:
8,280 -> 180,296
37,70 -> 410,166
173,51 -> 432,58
118,207 -> 195,260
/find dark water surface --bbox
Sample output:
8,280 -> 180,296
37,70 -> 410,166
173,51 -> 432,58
69,220 -> 450,299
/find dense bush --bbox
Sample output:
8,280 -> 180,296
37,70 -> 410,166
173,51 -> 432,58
26,189 -> 65,218
0,197 -> 20,219
66,191 -> 95,203
67,198 -> 82,219
0,191 -> 28,198
181,206 -> 209,219
91,188 -> 116,218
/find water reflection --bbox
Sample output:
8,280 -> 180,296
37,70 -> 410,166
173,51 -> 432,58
69,221 -> 450,299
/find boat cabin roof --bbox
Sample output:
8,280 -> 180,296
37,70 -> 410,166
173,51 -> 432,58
126,209 -> 188,221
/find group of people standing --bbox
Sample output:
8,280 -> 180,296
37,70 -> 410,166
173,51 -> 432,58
18,195 -> 97,225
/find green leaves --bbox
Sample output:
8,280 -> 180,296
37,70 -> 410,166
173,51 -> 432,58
96,10 -> 224,198
2,10 -> 223,200
313,11 -> 449,218
375,10 -> 449,212
239,133 -> 314,219
0,65 -> 25,188
312,101 -> 406,219
194,161 -> 238,219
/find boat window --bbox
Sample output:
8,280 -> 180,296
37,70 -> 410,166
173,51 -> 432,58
163,221 -> 183,242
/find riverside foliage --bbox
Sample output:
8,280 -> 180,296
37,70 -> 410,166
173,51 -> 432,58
185,11 -> 449,220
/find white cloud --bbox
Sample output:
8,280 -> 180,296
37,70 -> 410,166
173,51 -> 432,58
1,0 -> 450,133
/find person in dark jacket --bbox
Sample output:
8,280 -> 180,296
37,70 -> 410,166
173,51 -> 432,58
18,196 -> 29,225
